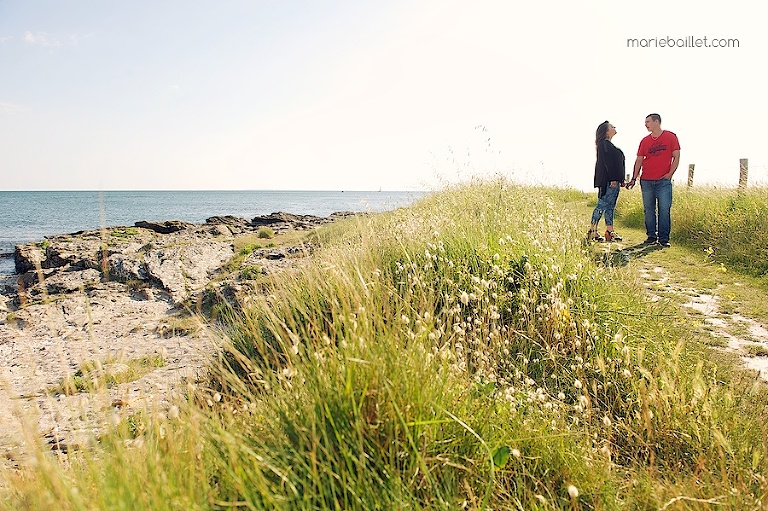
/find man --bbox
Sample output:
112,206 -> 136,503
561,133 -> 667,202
627,113 -> 680,247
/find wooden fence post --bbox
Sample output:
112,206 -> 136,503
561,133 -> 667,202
739,158 -> 748,192
687,164 -> 695,187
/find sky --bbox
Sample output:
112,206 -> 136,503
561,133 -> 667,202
1,0 -> 767,191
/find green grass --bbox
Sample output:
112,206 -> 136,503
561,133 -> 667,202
156,314 -> 204,338
746,345 -> 768,357
620,185 -> 768,285
110,227 -> 140,238
240,265 -> 261,280
51,354 -> 167,395
3,180 -> 768,510
257,227 -> 275,239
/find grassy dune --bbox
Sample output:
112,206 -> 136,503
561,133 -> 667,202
2,181 -> 768,510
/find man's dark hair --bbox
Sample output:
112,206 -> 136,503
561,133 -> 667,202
646,113 -> 661,123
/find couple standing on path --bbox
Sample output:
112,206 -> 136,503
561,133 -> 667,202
588,113 -> 681,247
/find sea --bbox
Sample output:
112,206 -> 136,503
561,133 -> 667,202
0,190 -> 427,276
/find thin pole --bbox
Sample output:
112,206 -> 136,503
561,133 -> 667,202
739,158 -> 748,192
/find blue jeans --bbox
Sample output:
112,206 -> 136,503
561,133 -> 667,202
640,178 -> 673,242
590,183 -> 620,226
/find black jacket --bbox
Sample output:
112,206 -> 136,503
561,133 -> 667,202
594,139 -> 625,198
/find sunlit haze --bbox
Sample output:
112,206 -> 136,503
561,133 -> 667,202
1,0 -> 766,191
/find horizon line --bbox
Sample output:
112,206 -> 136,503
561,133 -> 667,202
0,188 -> 431,193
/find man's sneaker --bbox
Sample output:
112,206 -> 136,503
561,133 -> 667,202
659,240 -> 671,248
643,237 -> 658,244
604,230 -> 623,242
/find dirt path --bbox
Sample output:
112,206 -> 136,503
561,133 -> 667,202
631,250 -> 768,380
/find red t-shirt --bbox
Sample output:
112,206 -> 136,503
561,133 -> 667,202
637,130 -> 680,180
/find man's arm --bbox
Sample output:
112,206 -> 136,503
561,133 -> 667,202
664,150 -> 681,180
632,155 -> 643,178
628,155 -> 644,188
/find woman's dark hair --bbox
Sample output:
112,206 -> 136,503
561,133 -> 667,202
595,121 -> 610,151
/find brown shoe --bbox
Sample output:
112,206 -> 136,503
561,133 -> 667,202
604,230 -> 623,242
587,229 -> 605,242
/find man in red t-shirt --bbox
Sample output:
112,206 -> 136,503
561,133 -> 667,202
626,113 -> 680,247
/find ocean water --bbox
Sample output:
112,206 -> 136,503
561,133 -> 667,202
0,190 -> 426,275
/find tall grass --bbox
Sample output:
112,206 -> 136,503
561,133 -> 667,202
620,186 -> 768,284
2,180 -> 768,510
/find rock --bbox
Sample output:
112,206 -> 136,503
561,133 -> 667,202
250,212 -> 297,226
17,268 -> 56,294
136,287 -> 154,301
250,211 -> 330,230
107,252 -> 148,282
144,241 -> 234,305
206,224 -> 232,237
44,268 -> 102,294
14,244 -> 45,274
8,211 -> 339,306
14,228 -> 155,275
329,211 -> 358,219
287,246 -> 311,256
43,231 -> 104,269
134,220 -> 194,234
206,215 -> 250,227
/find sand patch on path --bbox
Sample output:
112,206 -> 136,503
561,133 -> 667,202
635,261 -> 768,381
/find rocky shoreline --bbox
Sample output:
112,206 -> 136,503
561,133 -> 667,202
0,211 -> 354,463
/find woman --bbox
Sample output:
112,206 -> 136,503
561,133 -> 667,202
588,121 -> 625,242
